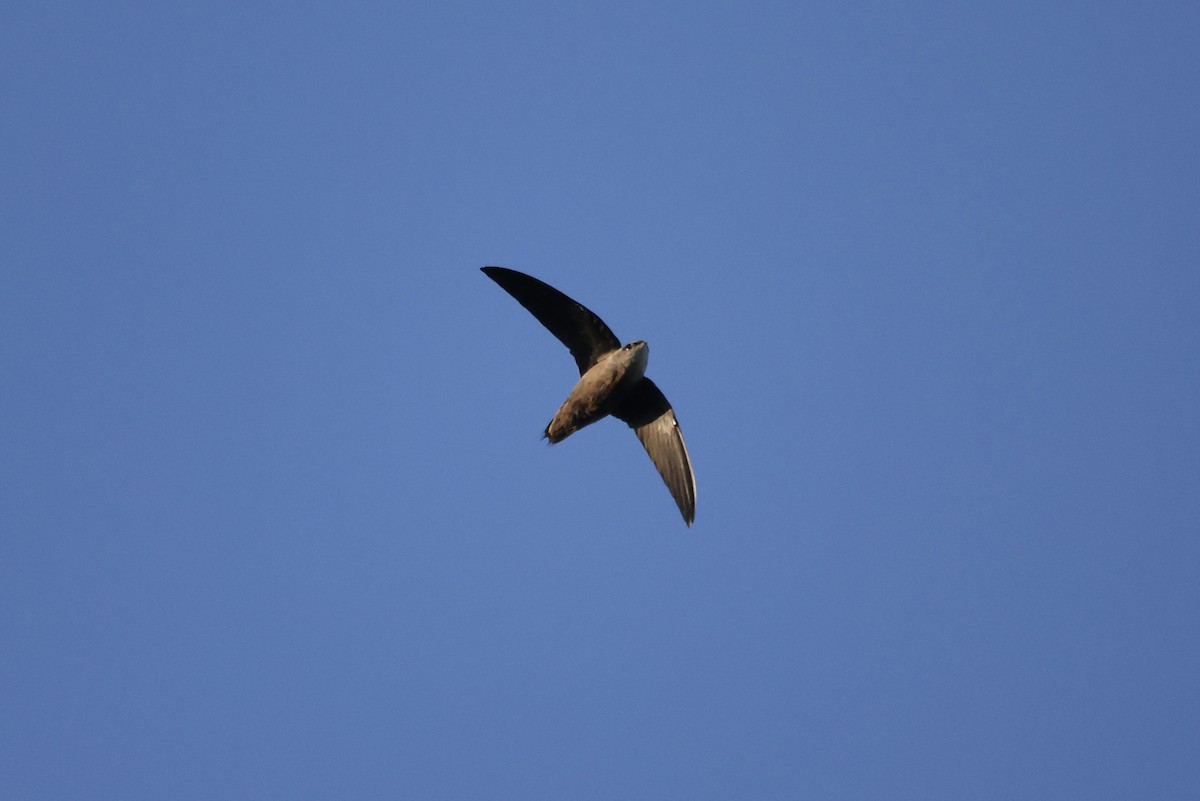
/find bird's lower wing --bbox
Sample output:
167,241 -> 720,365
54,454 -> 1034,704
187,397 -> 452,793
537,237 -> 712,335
613,379 -> 697,526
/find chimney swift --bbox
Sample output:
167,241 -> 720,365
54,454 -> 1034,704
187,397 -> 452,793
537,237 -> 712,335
481,266 -> 697,526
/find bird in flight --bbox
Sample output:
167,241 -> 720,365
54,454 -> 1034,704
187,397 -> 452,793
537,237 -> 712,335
481,266 -> 697,526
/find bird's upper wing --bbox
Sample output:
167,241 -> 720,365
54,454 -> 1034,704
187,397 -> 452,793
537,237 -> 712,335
482,266 -> 621,374
613,378 -> 697,526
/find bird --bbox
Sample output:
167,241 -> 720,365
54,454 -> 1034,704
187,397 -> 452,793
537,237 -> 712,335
481,266 -> 697,526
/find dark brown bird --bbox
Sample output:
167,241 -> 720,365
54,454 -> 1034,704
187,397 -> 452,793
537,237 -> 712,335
482,266 -> 697,526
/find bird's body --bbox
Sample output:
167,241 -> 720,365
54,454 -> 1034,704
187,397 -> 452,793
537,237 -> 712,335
481,267 -> 697,525
545,341 -> 647,443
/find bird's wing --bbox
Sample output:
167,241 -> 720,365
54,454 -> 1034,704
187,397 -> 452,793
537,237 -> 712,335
613,378 -> 697,526
482,266 -> 621,374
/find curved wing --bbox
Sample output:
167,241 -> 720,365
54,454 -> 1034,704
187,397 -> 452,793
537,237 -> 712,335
613,378 -> 697,526
482,267 -> 621,374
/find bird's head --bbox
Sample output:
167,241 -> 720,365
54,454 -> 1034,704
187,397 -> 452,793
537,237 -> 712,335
619,340 -> 649,373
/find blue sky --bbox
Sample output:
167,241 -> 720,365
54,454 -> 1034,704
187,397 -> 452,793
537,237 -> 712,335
3,2 -> 1198,798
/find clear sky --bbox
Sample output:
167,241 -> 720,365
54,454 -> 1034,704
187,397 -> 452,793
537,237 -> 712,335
3,2 -> 1198,799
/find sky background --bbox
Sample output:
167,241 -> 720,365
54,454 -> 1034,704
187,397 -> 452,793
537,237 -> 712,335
3,2 -> 1199,798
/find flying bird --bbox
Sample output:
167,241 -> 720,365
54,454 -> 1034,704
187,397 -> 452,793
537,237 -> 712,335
481,266 -> 697,526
